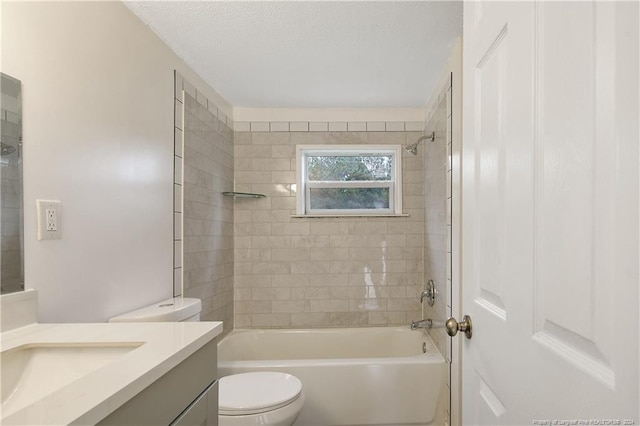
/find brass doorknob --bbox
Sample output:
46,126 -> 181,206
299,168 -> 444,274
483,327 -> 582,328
445,315 -> 473,339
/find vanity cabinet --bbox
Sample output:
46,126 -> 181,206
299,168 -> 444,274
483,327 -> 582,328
171,381 -> 218,426
97,338 -> 218,426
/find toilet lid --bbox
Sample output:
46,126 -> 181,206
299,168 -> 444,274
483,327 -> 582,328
219,372 -> 303,416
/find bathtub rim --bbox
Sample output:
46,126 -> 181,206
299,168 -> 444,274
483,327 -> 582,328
217,326 -> 445,368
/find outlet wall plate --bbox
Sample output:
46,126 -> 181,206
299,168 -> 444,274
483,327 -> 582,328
36,199 -> 61,240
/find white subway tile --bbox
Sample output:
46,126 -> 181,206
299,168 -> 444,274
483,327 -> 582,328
173,268 -> 182,296
328,122 -> 348,132
271,145 -> 295,158
174,72 -> 183,100
347,122 -> 366,132
252,313 -> 291,327
272,223 -> 310,236
309,122 -> 329,132
183,79 -> 196,99
196,90 -> 207,108
310,299 -> 349,313
174,184 -> 182,212
291,312 -> 329,327
208,102 -> 218,118
234,121 -> 250,132
291,235 -> 330,248
235,315 -> 251,327
385,122 -> 405,132
290,122 -> 309,132
270,122 -> 290,132
272,300 -> 308,313
174,156 -> 183,185
405,121 -> 424,132
252,287 -> 291,301
174,212 -> 182,240
272,275 -> 309,287
251,122 -> 270,132
174,241 -> 183,268
174,100 -> 183,130
174,128 -> 183,157
366,122 -> 386,132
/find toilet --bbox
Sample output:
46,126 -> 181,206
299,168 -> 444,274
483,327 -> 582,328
219,371 -> 304,426
108,296 -> 202,322
109,297 -> 305,426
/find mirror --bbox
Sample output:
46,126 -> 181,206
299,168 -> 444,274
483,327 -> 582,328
1,73 -> 24,294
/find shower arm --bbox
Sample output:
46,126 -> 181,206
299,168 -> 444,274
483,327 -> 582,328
405,131 -> 436,156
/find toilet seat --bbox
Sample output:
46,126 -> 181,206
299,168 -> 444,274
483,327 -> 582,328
219,372 -> 303,416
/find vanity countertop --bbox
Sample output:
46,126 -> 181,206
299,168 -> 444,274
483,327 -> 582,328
1,321 -> 223,425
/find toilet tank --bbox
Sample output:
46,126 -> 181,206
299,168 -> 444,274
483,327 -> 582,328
109,297 -> 202,323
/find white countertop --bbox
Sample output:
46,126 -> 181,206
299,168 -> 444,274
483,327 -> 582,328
1,321 -> 222,425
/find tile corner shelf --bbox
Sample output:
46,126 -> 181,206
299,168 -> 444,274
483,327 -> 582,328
222,191 -> 266,198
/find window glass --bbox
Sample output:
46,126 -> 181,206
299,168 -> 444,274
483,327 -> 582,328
306,155 -> 393,181
296,145 -> 403,216
309,187 -> 390,210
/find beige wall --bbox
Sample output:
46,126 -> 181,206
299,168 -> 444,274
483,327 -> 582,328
233,130 -> 424,328
1,1 -> 231,321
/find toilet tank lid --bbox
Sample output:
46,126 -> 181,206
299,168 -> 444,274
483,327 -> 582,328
108,297 -> 202,322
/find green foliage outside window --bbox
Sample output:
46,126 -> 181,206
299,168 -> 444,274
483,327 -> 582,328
306,155 -> 392,182
306,155 -> 393,210
309,187 -> 390,210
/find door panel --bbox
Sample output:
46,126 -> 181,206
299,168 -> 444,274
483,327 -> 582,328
463,2 -> 535,423
475,23 -> 509,321
462,1 -> 638,424
533,1 -> 615,388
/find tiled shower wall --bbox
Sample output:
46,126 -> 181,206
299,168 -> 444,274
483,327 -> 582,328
0,74 -> 23,295
423,77 -> 452,358
422,74 -> 453,426
175,73 -> 235,334
233,129 -> 425,328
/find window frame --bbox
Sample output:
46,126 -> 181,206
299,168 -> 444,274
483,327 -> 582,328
295,144 -> 403,216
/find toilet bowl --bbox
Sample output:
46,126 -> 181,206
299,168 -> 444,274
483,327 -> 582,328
109,297 -> 305,426
219,371 -> 304,426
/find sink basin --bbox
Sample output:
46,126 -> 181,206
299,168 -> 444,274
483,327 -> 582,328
1,343 -> 141,416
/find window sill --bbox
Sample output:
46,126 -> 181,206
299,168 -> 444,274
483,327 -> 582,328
290,213 -> 410,219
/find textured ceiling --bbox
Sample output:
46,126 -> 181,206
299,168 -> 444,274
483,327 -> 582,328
125,1 -> 462,108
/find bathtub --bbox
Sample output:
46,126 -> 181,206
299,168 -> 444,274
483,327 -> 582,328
217,327 -> 446,426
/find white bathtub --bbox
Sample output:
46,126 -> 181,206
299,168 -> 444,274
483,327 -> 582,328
218,327 -> 446,426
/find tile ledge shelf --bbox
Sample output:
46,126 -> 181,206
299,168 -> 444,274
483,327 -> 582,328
222,191 -> 266,198
291,213 -> 410,219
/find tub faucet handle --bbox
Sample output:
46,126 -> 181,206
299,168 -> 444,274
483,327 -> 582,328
420,280 -> 437,306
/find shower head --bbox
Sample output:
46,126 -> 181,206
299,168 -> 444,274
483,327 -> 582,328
405,132 -> 435,156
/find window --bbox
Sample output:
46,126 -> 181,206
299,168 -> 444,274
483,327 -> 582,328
296,145 -> 403,216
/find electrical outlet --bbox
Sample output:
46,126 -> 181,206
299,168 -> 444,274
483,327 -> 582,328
46,209 -> 57,231
37,200 -> 61,240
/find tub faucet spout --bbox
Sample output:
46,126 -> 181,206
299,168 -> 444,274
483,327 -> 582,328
410,319 -> 433,330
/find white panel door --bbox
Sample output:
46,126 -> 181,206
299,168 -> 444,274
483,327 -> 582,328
462,1 -> 638,424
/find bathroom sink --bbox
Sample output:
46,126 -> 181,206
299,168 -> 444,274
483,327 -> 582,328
1,343 -> 141,416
